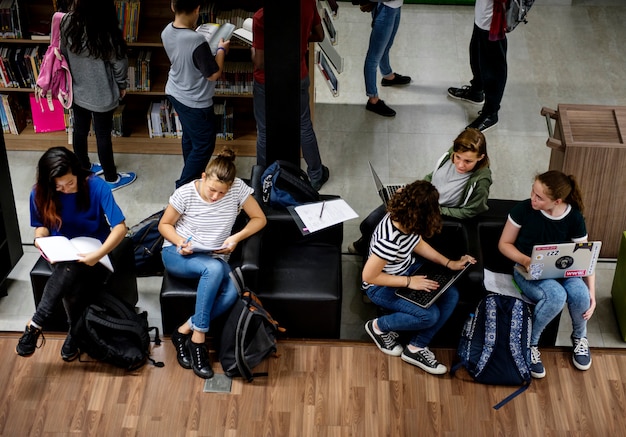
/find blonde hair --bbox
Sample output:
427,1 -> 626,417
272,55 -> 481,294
205,148 -> 236,185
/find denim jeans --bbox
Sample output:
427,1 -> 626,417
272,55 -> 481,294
253,76 -> 323,181
364,3 -> 401,98
469,24 -> 508,115
513,269 -> 590,345
162,245 -> 237,333
168,96 -> 216,188
366,262 -> 459,347
72,104 -> 117,181
32,261 -> 108,329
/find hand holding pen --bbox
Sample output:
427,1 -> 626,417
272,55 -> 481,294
177,236 -> 192,255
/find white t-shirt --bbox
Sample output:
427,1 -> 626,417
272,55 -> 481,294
474,0 -> 494,31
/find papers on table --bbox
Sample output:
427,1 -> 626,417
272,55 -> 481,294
288,199 -> 358,234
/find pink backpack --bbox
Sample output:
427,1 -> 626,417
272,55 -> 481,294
35,12 -> 73,111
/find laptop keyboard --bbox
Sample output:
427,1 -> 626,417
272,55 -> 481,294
398,270 -> 456,307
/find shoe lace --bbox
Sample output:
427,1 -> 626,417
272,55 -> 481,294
379,331 -> 400,349
573,337 -> 589,356
420,347 -> 439,366
20,327 -> 46,349
530,346 -> 541,364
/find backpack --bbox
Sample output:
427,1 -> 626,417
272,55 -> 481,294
71,292 -> 164,371
127,209 -> 166,277
218,268 -> 282,382
505,0 -> 536,33
261,160 -> 320,208
34,12 -> 73,111
451,294 -> 533,410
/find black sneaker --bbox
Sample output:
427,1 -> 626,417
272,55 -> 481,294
381,73 -> 411,87
467,112 -> 498,132
187,340 -> 214,379
311,165 -> 330,191
530,345 -> 546,378
61,332 -> 79,362
171,331 -> 192,369
447,85 -> 485,104
365,319 -> 403,356
366,99 -> 396,117
16,324 -> 45,357
401,346 -> 447,375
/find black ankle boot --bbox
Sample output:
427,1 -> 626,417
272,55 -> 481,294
171,331 -> 191,369
187,340 -> 214,379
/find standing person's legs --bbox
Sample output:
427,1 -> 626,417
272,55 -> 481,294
299,76 -> 323,183
90,108 -> 117,182
468,24 -> 484,93
169,96 -> 216,188
253,80 -> 267,168
364,4 -> 395,99
480,35 -> 507,116
377,6 -> 401,80
71,104 -> 93,171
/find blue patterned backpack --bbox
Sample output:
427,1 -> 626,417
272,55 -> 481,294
451,294 -> 533,409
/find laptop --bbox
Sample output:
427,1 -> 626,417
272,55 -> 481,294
368,162 -> 405,205
514,241 -> 602,280
395,261 -> 471,308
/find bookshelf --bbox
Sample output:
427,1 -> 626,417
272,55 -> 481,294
0,0 -> 262,157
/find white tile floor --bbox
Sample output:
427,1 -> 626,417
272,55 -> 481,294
2,2 -> 626,348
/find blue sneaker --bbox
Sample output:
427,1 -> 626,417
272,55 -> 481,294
572,336 -> 592,371
107,172 -> 136,191
90,162 -> 104,176
530,345 -> 546,378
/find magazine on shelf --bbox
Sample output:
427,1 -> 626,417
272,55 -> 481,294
196,22 -> 235,55
316,50 -> 338,97
231,18 -> 252,46
35,236 -> 114,272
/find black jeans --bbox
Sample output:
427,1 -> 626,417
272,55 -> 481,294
469,24 -> 508,115
31,261 -> 108,330
72,104 -> 117,181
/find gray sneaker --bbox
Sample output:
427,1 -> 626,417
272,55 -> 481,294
365,319 -> 403,356
572,337 -> 592,371
401,346 -> 447,374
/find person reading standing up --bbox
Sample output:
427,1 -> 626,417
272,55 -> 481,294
61,0 -> 136,191
162,0 -> 230,188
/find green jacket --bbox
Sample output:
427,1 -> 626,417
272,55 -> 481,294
423,148 -> 492,220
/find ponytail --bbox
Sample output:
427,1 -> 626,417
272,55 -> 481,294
536,170 -> 585,214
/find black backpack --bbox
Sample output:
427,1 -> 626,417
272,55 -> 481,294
451,294 -> 532,410
261,160 -> 319,208
218,268 -> 282,382
505,0 -> 536,32
127,209 -> 165,276
71,292 -> 164,370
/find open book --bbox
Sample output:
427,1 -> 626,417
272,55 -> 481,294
196,22 -> 235,55
232,18 -> 253,46
35,236 -> 114,272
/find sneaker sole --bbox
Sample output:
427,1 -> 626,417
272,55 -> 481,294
401,353 -> 447,375
365,322 -> 402,357
572,356 -> 592,371
61,350 -> 80,362
530,370 -> 546,379
476,122 -> 498,133
447,93 -> 484,105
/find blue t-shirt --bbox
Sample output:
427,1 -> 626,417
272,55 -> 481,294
30,176 -> 125,243
508,199 -> 587,256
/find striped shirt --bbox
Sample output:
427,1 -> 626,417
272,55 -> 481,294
162,178 -> 253,261
368,213 -> 420,277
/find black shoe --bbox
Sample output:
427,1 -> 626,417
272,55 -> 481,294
187,340 -> 214,379
467,112 -> 498,132
171,331 -> 192,369
366,99 -> 396,117
311,165 -> 330,191
61,332 -> 79,362
447,85 -> 485,104
16,324 -> 45,357
381,73 -> 411,87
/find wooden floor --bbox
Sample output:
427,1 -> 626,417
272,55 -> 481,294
1,333 -> 626,437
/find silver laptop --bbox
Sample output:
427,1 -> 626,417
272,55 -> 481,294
368,162 -> 404,205
395,261 -> 470,308
515,241 -> 602,280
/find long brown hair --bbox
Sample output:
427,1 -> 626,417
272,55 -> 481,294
387,180 -> 442,238
453,127 -> 489,170
536,170 -> 585,214
34,147 -> 91,231
205,148 -> 237,185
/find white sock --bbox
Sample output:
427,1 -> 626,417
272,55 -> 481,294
372,319 -> 383,335
30,321 -> 41,330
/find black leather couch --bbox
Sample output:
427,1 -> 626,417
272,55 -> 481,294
29,236 -> 139,332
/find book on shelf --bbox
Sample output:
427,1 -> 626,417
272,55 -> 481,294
231,18 -> 252,46
114,0 -> 141,43
0,0 -> 25,39
0,93 -> 27,134
195,22 -> 235,55
214,101 -> 233,141
35,236 -> 114,272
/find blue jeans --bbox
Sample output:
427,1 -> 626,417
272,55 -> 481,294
253,76 -> 323,182
162,245 -> 237,333
72,104 -> 117,181
365,262 -> 459,348
364,4 -> 401,98
513,269 -> 590,345
168,96 -> 216,188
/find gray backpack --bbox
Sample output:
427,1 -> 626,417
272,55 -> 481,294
506,0 -> 536,33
